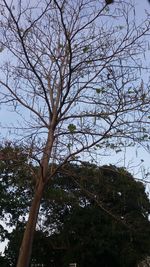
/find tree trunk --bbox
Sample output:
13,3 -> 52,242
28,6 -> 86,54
16,128 -> 55,267
16,180 -> 45,267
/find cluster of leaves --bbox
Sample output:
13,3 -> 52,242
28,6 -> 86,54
0,145 -> 35,227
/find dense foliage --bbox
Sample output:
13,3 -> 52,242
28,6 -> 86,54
0,147 -> 150,267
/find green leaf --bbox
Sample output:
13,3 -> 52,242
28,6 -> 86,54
96,89 -> 101,94
68,124 -> 76,133
83,46 -> 89,53
67,143 -> 72,149
96,88 -> 105,94
110,143 -> 115,149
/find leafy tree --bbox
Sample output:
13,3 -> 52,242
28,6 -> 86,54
42,164 -> 150,267
0,1 -> 150,266
0,145 -> 34,224
1,157 -> 150,267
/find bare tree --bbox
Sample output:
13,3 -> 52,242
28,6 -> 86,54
0,0 -> 150,266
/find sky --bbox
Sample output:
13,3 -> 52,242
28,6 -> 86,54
0,0 -> 150,255
100,0 -> 150,189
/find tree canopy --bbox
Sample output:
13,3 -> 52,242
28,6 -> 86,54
0,148 -> 150,267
